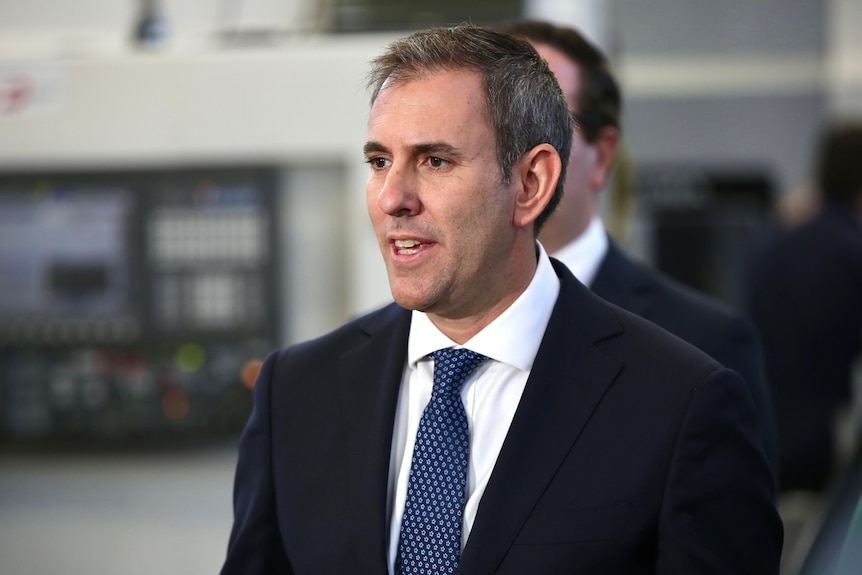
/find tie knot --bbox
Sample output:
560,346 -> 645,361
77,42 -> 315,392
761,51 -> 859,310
431,347 -> 488,396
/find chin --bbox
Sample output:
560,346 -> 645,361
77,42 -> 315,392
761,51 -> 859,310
390,287 -> 436,312
392,295 -> 430,312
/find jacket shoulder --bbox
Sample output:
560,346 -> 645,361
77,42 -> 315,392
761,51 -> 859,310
269,302 -> 408,366
598,244 -> 759,350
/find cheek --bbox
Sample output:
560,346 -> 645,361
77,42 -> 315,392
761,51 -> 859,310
366,185 -> 383,224
431,194 -> 482,251
568,138 -> 591,167
365,181 -> 375,209
567,144 -> 596,181
456,187 -> 513,248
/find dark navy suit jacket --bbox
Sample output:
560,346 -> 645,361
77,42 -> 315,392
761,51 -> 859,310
221,260 -> 782,574
590,240 -> 780,478
743,206 -> 862,491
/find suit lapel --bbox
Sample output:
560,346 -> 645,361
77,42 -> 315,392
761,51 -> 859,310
458,261 -> 623,574
337,304 -> 411,574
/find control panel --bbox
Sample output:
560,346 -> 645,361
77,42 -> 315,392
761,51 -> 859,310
0,167 -> 280,446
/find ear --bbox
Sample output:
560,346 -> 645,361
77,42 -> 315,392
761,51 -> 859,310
512,143 -> 563,229
590,126 -> 619,191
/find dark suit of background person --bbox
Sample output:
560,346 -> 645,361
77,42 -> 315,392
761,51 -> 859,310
220,25 -> 782,575
743,121 -> 862,494
502,20 -> 780,479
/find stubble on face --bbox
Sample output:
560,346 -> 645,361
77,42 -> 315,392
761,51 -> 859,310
365,70 -> 531,340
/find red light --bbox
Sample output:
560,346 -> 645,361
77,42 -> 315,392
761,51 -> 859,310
161,389 -> 191,420
240,358 -> 263,390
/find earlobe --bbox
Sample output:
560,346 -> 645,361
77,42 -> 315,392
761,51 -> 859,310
513,144 -> 562,228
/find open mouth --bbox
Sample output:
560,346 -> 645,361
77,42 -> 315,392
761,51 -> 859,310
394,239 -> 422,255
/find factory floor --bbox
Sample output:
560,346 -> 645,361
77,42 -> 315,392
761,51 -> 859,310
0,442 -> 238,575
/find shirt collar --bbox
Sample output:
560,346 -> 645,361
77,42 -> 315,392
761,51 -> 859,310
407,242 -> 560,371
550,215 -> 608,287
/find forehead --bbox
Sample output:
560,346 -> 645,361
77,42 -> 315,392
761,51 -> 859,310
367,68 -> 492,145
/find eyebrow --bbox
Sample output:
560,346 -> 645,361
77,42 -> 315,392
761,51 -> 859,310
412,142 -> 462,159
363,141 -> 464,160
363,141 -> 388,156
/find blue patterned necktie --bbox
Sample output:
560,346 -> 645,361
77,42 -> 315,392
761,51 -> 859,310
396,347 -> 488,575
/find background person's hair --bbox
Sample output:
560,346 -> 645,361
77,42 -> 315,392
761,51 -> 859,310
816,120 -> 862,205
367,24 -> 573,233
500,20 -> 622,144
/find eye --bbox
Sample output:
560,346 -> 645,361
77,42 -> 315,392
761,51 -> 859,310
428,156 -> 447,169
366,157 -> 390,170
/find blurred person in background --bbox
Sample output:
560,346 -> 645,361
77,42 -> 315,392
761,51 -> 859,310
220,24 -> 781,575
502,20 -> 780,480
776,182 -> 822,229
744,120 -> 862,494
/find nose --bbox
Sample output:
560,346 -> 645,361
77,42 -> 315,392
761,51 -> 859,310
376,166 -> 420,217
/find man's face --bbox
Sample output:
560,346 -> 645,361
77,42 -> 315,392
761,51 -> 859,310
532,42 -> 604,251
365,69 -> 521,323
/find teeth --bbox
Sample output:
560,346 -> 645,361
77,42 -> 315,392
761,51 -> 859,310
394,239 -> 421,255
394,239 -> 420,248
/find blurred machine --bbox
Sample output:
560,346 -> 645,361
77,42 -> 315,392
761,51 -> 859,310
635,164 -> 774,308
328,0 -> 521,32
0,167 -> 280,447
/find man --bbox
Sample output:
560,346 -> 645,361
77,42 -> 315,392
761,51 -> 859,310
744,121 -> 862,493
221,25 -> 781,574
503,20 -> 780,478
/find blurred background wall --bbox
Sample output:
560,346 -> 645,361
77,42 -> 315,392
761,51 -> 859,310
1,1 -> 861,574
1,0 -> 860,339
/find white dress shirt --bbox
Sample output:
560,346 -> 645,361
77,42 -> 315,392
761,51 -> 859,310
550,214 -> 608,287
386,243 -> 560,573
